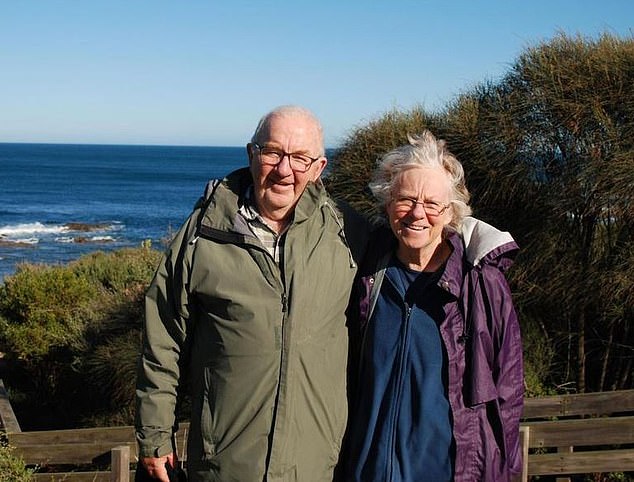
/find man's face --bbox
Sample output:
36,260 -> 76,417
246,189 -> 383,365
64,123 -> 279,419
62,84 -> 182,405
248,113 -> 327,227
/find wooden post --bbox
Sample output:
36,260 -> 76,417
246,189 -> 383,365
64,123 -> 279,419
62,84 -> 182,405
0,378 -> 21,433
555,444 -> 573,482
111,445 -> 131,482
519,425 -> 530,482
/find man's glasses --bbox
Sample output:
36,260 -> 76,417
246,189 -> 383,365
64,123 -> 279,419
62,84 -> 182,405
252,143 -> 321,173
392,196 -> 450,217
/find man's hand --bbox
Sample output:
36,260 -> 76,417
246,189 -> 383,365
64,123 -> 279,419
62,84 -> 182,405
141,452 -> 177,481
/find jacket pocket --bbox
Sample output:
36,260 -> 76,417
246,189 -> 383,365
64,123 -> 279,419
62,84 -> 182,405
200,366 -> 217,459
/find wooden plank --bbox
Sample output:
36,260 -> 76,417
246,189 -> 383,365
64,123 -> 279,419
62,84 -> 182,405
8,423 -> 190,446
566,390 -> 634,415
13,441 -> 138,465
522,416 -> 634,448
523,389 -> 634,419
11,424 -> 191,466
0,378 -> 22,433
33,472 -> 135,482
527,448 -> 634,476
8,426 -> 136,445
523,395 -> 566,419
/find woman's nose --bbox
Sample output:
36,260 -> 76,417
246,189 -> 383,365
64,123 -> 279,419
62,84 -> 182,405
409,202 -> 428,218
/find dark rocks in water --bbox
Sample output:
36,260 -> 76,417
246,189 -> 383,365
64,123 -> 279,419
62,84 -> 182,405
0,238 -> 36,248
73,236 -> 113,244
64,222 -> 110,232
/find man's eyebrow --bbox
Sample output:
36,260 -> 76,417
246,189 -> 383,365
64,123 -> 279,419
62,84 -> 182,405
261,143 -> 313,154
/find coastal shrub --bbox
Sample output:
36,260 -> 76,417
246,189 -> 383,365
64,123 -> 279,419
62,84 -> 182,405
82,332 -> 141,424
72,246 -> 162,293
0,441 -> 33,482
0,246 -> 163,429
0,264 -> 97,360
519,315 -> 556,397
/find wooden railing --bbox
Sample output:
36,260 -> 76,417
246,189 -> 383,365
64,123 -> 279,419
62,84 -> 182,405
2,380 -> 633,481
4,424 -> 189,481
519,389 -> 634,482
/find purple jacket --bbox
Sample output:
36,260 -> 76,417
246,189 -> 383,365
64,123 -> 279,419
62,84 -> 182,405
350,218 -> 524,481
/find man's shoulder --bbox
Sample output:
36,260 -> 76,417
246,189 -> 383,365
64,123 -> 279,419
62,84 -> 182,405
326,198 -> 372,264
193,168 -> 252,210
331,198 -> 369,226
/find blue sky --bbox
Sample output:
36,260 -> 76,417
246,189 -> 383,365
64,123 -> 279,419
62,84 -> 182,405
1,1 -> 632,148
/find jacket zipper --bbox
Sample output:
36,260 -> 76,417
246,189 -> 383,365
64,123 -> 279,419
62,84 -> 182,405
386,302 -> 413,481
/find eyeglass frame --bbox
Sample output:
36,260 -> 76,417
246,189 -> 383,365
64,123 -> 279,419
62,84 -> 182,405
390,195 -> 451,217
250,142 -> 323,173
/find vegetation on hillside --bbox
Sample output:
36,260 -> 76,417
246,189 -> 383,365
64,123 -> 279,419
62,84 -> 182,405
0,246 -> 162,429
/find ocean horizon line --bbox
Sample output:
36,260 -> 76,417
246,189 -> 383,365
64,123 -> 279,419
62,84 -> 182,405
0,141 -> 341,151
0,141 -> 245,149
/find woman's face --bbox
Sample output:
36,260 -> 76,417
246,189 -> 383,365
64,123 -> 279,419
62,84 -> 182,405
387,166 -> 453,259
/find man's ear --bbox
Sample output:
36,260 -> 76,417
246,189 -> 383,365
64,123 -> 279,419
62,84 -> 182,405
311,157 -> 328,181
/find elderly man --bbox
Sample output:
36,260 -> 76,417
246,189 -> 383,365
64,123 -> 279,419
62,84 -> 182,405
135,106 -> 368,481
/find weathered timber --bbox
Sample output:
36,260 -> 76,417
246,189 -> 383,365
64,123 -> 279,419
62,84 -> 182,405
2,380 -> 633,482
0,378 -> 21,432
7,423 -> 190,462
32,472 -> 134,482
522,389 -> 634,419
527,449 -> 634,476
526,415 -> 634,448
519,390 -> 634,482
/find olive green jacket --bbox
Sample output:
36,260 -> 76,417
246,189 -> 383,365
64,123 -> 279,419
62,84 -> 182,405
135,168 -> 368,481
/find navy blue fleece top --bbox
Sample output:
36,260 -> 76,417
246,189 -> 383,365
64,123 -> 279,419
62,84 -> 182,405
347,256 -> 453,482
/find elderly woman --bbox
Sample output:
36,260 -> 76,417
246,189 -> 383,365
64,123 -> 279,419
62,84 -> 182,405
345,131 -> 524,481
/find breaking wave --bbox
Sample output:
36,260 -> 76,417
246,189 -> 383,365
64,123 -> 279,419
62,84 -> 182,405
0,221 -> 122,246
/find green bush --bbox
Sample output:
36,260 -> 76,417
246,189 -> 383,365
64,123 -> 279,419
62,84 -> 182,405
0,246 -> 162,429
72,246 -> 162,292
0,441 -> 33,482
0,264 -> 97,360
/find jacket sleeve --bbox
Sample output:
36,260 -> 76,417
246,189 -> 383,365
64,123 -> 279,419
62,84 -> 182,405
134,212 -> 197,458
483,265 -> 525,476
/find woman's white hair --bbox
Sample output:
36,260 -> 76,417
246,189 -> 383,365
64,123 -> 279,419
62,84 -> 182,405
369,130 -> 472,231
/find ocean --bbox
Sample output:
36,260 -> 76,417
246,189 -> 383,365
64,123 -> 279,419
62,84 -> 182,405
0,143 -> 247,282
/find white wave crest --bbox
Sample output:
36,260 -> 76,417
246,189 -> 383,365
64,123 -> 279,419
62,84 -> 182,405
55,236 -> 75,243
15,238 -> 39,244
55,235 -> 117,244
90,236 -> 115,242
0,222 -> 67,237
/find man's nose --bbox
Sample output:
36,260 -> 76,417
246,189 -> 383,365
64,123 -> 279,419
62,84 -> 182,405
275,153 -> 293,175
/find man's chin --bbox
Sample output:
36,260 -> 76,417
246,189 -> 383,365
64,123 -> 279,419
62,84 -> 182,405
263,191 -> 297,211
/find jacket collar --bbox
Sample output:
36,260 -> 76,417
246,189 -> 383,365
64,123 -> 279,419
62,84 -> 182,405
199,168 -> 327,232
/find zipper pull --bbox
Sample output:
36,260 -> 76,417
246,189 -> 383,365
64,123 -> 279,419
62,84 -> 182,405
281,293 -> 288,313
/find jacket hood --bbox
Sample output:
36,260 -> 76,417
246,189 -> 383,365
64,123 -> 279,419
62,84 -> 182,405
459,217 -> 519,269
